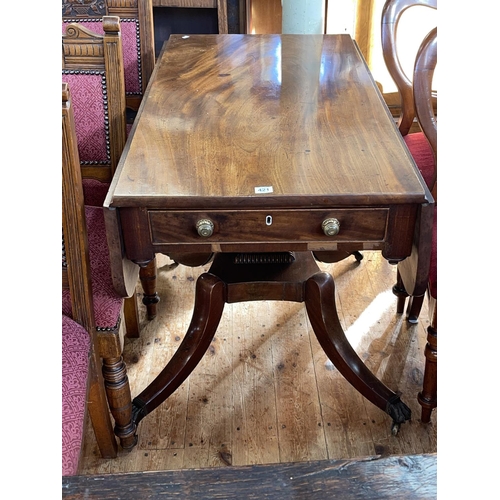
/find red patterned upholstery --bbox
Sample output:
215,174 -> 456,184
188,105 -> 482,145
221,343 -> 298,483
62,206 -> 123,329
82,179 -> 110,207
62,19 -> 141,96
62,72 -> 109,165
403,132 -> 435,189
62,315 -> 91,476
81,127 -> 132,207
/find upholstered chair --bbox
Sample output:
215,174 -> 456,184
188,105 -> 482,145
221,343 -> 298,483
62,15 -> 159,320
413,28 -> 437,422
381,0 -> 437,322
63,81 -> 139,451
62,0 -> 155,113
62,314 -> 104,475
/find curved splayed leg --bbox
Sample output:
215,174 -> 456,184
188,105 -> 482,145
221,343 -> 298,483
304,272 -> 411,432
131,273 -> 226,435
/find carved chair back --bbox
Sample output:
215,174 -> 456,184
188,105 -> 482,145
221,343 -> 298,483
63,0 -> 155,112
411,28 -> 437,423
62,16 -> 127,183
381,0 -> 437,136
413,27 -> 437,182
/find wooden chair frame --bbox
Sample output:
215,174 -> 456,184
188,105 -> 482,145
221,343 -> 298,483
63,82 -> 118,458
62,15 -> 127,182
63,82 -> 138,451
63,0 -> 156,111
413,27 -> 437,422
62,15 -> 160,321
382,0 -> 437,323
381,0 -> 437,136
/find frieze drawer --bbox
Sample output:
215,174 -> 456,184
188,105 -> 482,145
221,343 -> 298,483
149,209 -> 389,245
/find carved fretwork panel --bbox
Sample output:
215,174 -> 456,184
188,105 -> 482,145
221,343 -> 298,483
62,0 -> 139,18
62,0 -> 107,17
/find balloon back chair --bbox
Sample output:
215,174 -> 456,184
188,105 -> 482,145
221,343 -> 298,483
62,80 -> 140,451
62,0 -> 155,114
411,28 -> 437,422
381,0 -> 437,322
62,15 -> 159,320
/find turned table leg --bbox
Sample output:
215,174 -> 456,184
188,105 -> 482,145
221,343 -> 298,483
140,257 -> 160,320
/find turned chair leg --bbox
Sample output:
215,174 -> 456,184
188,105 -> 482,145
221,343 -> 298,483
418,322 -> 437,423
101,355 -> 137,450
86,350 -> 118,458
139,257 -> 160,320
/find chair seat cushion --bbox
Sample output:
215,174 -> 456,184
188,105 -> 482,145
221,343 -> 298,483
62,315 -> 91,476
404,132 -> 435,188
82,179 -> 110,207
62,206 -> 123,329
429,208 -> 437,299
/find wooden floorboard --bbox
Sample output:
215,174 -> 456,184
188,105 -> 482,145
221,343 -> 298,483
65,453 -> 437,499
78,251 -> 436,474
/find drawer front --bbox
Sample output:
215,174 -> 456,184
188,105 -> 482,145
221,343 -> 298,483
149,209 -> 388,245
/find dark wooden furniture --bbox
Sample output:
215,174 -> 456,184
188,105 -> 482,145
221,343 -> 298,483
411,27 -> 437,422
62,15 -> 159,320
62,16 -> 127,184
381,0 -> 437,322
382,0 -> 437,139
104,34 -> 434,446
62,21 -> 145,448
62,453 -> 437,498
62,0 -> 156,113
63,82 -> 122,459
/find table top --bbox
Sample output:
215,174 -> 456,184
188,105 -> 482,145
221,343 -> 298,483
105,34 -> 430,211
62,453 -> 437,499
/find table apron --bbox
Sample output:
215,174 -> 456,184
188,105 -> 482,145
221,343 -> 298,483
118,205 -> 418,263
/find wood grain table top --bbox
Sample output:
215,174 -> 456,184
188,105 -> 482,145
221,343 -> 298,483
106,34 -> 430,210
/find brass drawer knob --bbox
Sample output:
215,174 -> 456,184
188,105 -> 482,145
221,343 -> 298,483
196,219 -> 214,237
322,218 -> 340,236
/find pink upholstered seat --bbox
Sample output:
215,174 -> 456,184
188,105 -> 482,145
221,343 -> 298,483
62,315 -> 91,476
62,206 -> 123,329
